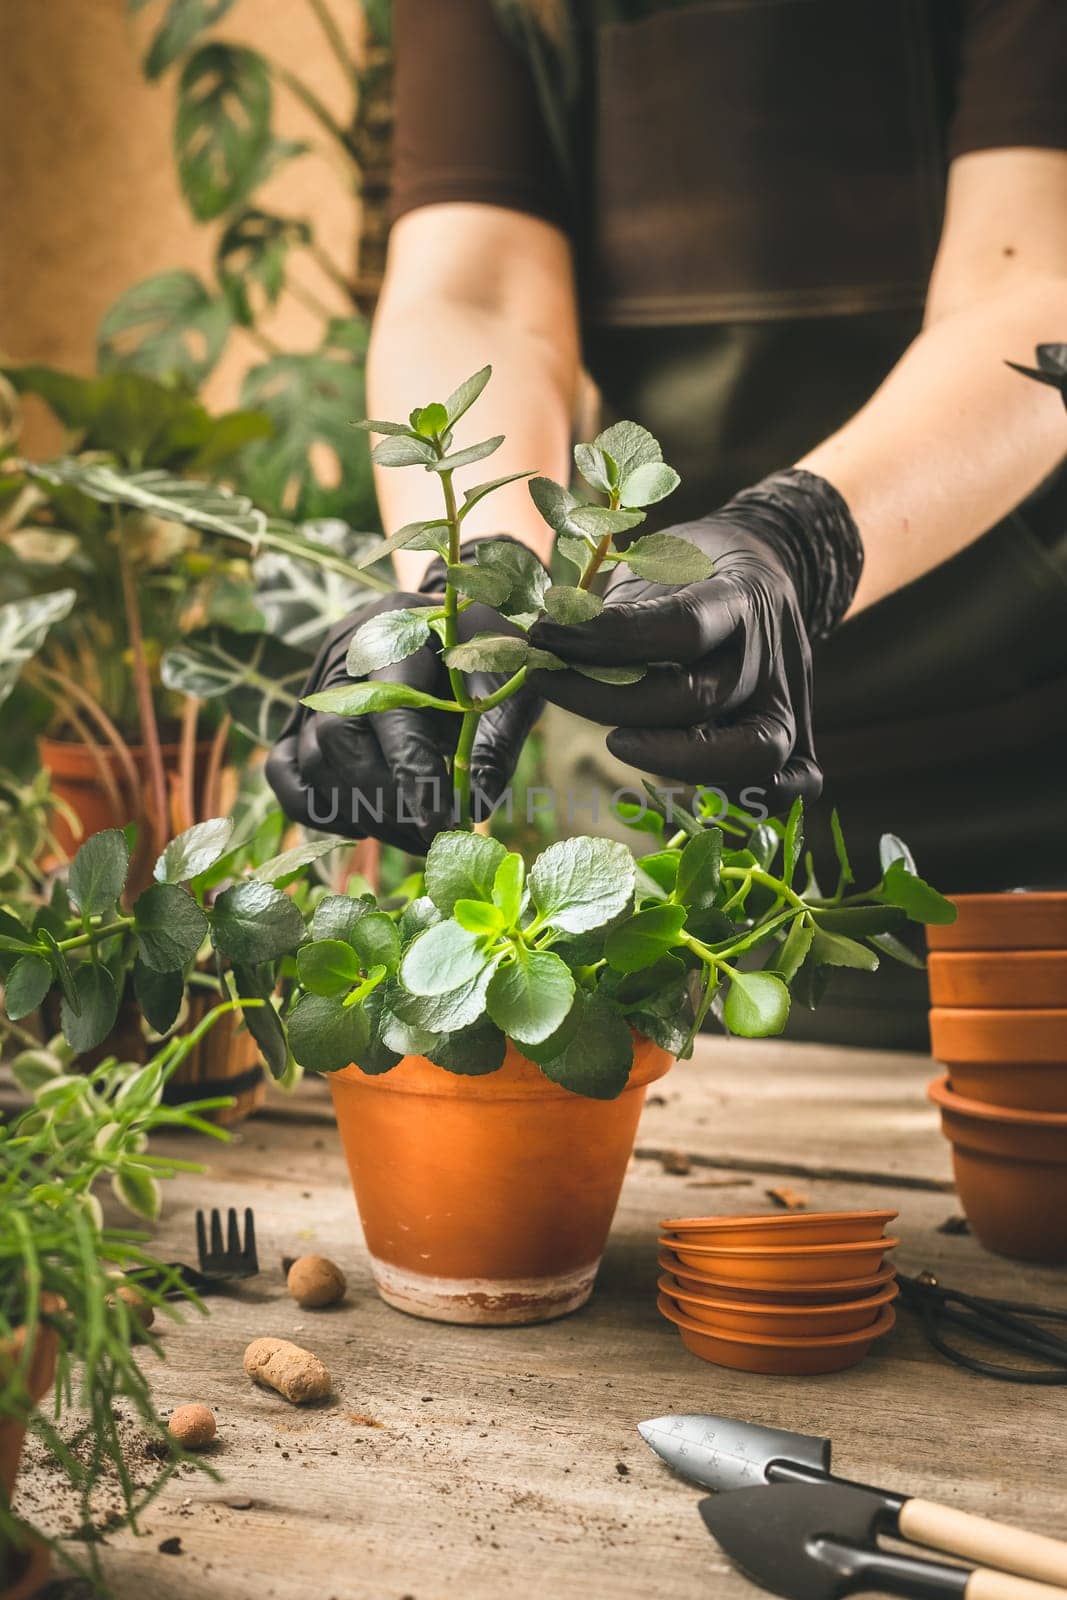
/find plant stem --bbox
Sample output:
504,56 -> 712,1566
437,462 -> 475,712
304,0 -> 361,93
177,697 -> 199,835
577,535 -> 613,591
244,325 -> 285,360
720,864 -> 809,913
29,665 -> 141,821
201,714 -> 232,822
268,61 -> 362,175
287,278 -> 338,325
57,918 -> 134,953
453,709 -> 480,828
472,666 -> 527,713
309,241 -> 357,303
115,511 -> 169,858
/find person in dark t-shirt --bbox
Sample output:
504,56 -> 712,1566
269,0 -> 1067,1040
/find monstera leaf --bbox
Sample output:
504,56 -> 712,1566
217,210 -> 311,326
236,340 -> 376,526
161,627 -> 308,745
97,270 -> 232,387
0,590 -> 76,707
176,44 -> 295,221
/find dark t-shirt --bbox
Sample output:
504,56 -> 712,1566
391,0 -> 1067,329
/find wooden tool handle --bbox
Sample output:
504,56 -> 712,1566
965,1569 -> 1067,1600
901,1499 -> 1067,1587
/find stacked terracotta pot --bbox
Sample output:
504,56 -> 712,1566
657,1211 -> 898,1375
927,892 -> 1067,1264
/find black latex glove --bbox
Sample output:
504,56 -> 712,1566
528,468 -> 862,813
267,555 -> 543,852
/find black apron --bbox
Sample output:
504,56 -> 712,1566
520,0 -> 1067,1044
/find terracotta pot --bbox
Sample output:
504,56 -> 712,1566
661,1209 -> 897,1249
657,1274 -> 898,1338
659,1236 -> 898,1285
39,734 -> 218,855
927,1075 -> 1067,1263
329,1034 -> 673,1325
926,891 -> 1067,952
1,1298 -> 60,1596
657,1293 -> 895,1375
927,951 -> 1067,1009
1,1535 -> 50,1600
930,1007 -> 1067,1112
657,1251 -> 898,1304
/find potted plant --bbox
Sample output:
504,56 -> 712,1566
1,1005 -> 240,1596
4,373 -> 957,1325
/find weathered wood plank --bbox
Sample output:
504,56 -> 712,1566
15,1044 -> 1067,1600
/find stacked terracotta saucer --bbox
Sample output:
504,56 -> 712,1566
657,1210 -> 899,1375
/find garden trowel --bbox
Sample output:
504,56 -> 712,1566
699,1482 -> 1067,1600
638,1414 -> 1067,1586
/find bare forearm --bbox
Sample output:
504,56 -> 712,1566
801,275 -> 1067,616
367,209 -> 580,588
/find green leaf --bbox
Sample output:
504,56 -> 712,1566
461,471 -> 535,514
814,905 -> 907,936
36,930 -> 77,1015
350,912 -> 402,976
142,0 -> 237,78
770,917 -> 814,984
568,505 -> 645,539
288,992 -> 369,1074
606,952 -> 686,1005
425,1019 -> 507,1076
594,421 -> 661,479
614,799 -> 665,839
352,520 -> 449,571
217,209 -> 310,325
722,970 -> 790,1038
400,920 -> 493,997
619,461 -> 680,507
238,344 -> 375,526
211,879 -> 306,962
783,799 -> 804,887
675,828 -> 722,911
879,833 -> 916,875
446,563 -> 512,607
133,957 -> 183,1034
492,854 -> 525,926
0,588 -> 76,709
346,609 -> 430,677
453,899 -> 506,936
112,1166 -> 163,1222
380,1008 -> 438,1057
371,434 -> 437,467
5,954 -> 53,1022
424,832 -> 506,915
176,44 -> 274,221
574,443 -> 617,496
429,436 -> 504,473
162,627 -> 308,746
251,835 -> 347,886
312,893 -> 376,943
297,939 -> 361,996
543,585 -> 603,624
574,663 -> 647,685
134,883 -> 209,971
232,961 -> 289,1077
303,680 -> 450,717
879,859 -> 956,925
529,477 -> 584,537
624,532 -> 714,584
811,927 -> 880,971
479,540 -> 549,614
155,817 -> 234,884
443,633 -> 528,675
390,962 -> 494,1033
486,950 -> 575,1045
868,931 -> 926,970
414,402 -> 448,437
444,365 -> 492,426
61,963 -> 120,1054
97,270 -> 231,386
537,993 -> 633,1099
830,808 -> 854,887
605,904 -> 687,973
635,850 -> 679,898
528,836 -> 635,934
69,829 -> 130,917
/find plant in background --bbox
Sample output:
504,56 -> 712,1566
3,372 -> 955,1099
101,0 -> 393,531
1,1005 -> 241,1587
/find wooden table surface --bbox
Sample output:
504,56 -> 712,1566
21,1037 -> 1067,1599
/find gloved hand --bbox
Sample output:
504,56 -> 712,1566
528,468 -> 863,813
267,556 -> 543,852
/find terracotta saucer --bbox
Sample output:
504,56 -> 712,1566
658,1273 -> 899,1338
657,1250 -> 898,1303
661,1209 -> 897,1249
658,1235 -> 898,1284
658,1293 -> 896,1375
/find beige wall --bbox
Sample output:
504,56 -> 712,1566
0,0 -> 362,455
